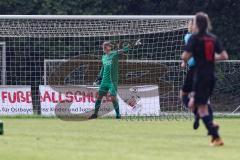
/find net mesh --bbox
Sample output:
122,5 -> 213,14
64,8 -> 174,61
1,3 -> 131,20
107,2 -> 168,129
0,16 -> 239,115
212,61 -> 240,114
44,59 -> 185,112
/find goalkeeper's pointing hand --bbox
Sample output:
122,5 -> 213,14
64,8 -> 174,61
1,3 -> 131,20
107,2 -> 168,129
134,39 -> 142,46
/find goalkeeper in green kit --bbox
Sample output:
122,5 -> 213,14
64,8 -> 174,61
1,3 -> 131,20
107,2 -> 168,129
89,41 -> 129,119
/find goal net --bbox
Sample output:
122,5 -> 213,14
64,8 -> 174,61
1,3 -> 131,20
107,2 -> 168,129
0,15 -> 239,117
44,59 -> 185,114
213,61 -> 240,115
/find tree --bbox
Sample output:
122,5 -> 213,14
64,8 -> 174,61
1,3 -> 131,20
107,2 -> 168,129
0,0 -> 239,58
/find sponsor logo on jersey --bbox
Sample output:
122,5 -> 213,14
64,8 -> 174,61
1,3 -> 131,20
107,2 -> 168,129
105,60 -> 112,65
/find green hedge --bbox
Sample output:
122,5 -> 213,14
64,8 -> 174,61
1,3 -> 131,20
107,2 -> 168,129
0,0 -> 239,58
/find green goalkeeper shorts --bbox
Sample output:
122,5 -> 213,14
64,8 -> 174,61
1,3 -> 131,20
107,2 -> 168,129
98,82 -> 118,96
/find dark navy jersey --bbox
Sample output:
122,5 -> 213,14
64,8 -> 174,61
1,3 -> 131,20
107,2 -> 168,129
185,32 -> 224,75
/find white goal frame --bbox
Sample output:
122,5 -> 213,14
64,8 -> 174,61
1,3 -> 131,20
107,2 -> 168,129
0,15 -> 194,20
0,42 -> 6,85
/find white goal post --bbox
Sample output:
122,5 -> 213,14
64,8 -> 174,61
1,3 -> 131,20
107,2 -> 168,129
0,42 -> 6,85
0,15 -> 194,20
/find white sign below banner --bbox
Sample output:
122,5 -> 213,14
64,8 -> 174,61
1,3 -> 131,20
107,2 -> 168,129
39,85 -> 160,116
0,86 -> 33,115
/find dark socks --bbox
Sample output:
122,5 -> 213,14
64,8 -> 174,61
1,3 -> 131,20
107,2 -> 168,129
112,100 -> 120,117
182,95 -> 201,129
193,107 -> 200,129
94,99 -> 102,115
202,115 -> 219,139
208,104 -> 213,121
182,95 -> 189,108
193,104 -> 212,123
193,107 -> 199,118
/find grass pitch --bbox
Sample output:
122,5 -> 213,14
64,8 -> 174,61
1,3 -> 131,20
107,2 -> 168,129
0,117 -> 239,160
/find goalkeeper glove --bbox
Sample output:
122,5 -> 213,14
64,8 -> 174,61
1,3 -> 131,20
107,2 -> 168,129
93,76 -> 102,86
123,46 -> 129,53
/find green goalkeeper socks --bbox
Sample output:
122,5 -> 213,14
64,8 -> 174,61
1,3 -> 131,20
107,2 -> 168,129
94,99 -> 102,115
94,99 -> 120,117
112,100 -> 120,117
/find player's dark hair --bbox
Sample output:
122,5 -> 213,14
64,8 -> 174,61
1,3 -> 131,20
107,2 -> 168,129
195,12 -> 212,34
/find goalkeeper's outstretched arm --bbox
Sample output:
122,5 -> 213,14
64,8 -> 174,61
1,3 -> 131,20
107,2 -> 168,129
117,45 -> 129,55
117,39 -> 142,55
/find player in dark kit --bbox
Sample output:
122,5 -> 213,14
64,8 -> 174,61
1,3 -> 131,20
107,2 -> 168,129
181,12 -> 228,146
181,20 -> 214,131
180,20 -> 201,130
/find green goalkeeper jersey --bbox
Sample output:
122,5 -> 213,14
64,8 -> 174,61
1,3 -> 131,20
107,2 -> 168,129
99,46 -> 129,85
100,51 -> 119,84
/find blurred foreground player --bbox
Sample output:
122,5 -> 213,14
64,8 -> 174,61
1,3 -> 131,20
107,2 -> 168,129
181,12 -> 228,146
181,20 -> 214,132
180,20 -> 201,130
